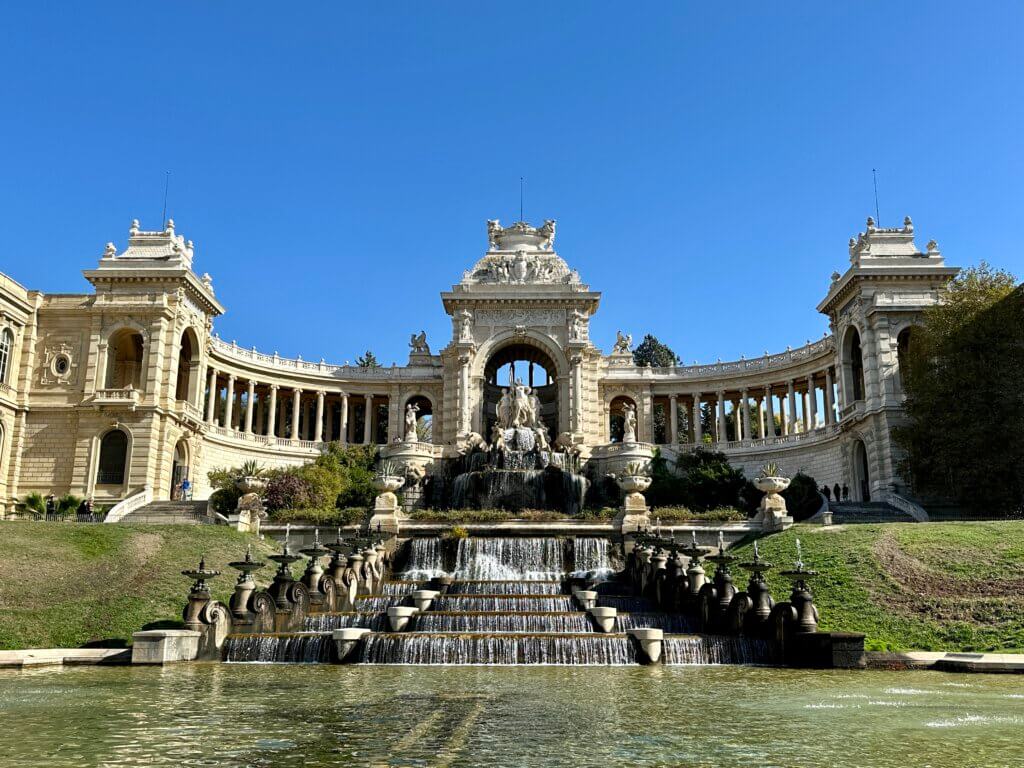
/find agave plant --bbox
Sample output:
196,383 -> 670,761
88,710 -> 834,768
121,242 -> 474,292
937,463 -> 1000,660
624,460 -> 651,477
238,460 -> 264,478
757,461 -> 782,479
377,459 -> 400,478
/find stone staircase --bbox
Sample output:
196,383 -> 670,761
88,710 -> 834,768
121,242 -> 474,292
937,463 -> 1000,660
118,500 -> 216,525
829,501 -> 917,524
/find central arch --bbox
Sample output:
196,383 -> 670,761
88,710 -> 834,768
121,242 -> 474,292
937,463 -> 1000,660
475,332 -> 568,439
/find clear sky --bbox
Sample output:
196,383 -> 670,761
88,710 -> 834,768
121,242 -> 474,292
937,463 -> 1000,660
1,3 -> 1021,366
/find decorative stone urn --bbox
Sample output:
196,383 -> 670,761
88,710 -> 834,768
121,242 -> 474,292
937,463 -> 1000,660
232,476 -> 267,534
754,475 -> 793,532
614,473 -> 652,535
369,474 -> 405,535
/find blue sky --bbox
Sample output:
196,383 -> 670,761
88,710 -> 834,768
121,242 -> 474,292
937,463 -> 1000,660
1,3 -> 1021,366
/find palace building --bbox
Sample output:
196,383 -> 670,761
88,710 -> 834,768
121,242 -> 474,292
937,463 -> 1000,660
0,215 -> 957,517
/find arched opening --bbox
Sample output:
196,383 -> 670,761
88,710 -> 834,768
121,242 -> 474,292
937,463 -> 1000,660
608,395 -> 637,443
174,330 -> 197,402
842,327 -> 865,403
896,327 -> 914,395
105,329 -> 144,389
483,343 -> 559,438
0,328 -> 12,384
405,395 -> 433,443
170,440 -> 190,499
96,429 -> 129,486
852,439 -> 871,502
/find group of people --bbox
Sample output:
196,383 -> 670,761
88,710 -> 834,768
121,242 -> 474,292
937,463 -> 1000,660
174,477 -> 193,501
822,483 -> 850,502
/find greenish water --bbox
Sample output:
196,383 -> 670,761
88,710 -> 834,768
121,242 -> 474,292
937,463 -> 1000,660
1,665 -> 1023,767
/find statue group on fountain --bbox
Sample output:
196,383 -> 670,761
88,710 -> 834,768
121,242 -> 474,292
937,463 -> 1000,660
492,380 -> 551,452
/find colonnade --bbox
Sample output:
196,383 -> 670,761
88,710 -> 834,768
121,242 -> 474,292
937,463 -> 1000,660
202,367 -> 386,445
656,366 -> 838,445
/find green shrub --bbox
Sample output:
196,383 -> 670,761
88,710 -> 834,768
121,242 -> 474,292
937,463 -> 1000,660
268,507 -> 368,526
646,448 -> 748,511
207,467 -> 243,514
21,492 -> 45,515
575,507 -> 618,521
444,525 -> 469,539
408,508 -> 565,523
57,494 -> 82,516
650,506 -> 745,522
781,472 -> 822,521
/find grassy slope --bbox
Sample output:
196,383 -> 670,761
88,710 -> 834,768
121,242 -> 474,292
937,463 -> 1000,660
2,520 -> 1023,652
723,521 -> 1024,652
0,523 -> 281,650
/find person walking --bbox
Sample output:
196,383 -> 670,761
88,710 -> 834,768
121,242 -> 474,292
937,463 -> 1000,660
181,477 -> 192,501
833,483 -> 841,502
842,484 -> 850,501
822,485 -> 831,501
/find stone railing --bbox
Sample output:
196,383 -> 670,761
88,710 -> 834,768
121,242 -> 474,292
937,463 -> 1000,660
205,423 -> 395,453
176,401 -> 204,421
885,491 -> 929,522
610,336 -> 835,378
208,335 -> 442,379
104,486 -> 153,523
839,400 -> 864,421
94,387 -> 141,408
667,423 -> 842,453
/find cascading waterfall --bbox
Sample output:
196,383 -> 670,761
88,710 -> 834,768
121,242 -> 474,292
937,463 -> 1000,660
223,633 -> 333,663
596,596 -> 656,612
614,613 -> 698,633
355,596 -> 406,612
380,581 -> 420,596
413,612 -> 594,634
401,537 -> 446,579
662,635 -> 773,665
304,612 -> 389,632
432,595 -> 575,612
359,633 -> 637,665
448,580 -> 563,595
453,537 -> 565,580
571,537 -> 612,578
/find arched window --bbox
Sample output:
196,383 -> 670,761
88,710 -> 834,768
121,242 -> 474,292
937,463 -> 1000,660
896,327 -> 914,395
842,327 -> 865,403
608,396 -> 637,443
405,395 -> 434,443
0,328 -> 13,384
174,330 -> 196,402
96,429 -> 129,485
105,329 -> 144,389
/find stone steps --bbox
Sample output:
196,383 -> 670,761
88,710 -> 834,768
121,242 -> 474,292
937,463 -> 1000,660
120,500 -> 214,525
829,502 -> 917,524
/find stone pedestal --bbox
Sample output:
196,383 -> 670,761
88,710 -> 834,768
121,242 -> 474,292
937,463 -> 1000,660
753,475 -> 794,531
614,473 -> 652,534
411,589 -> 440,612
588,606 -> 617,633
131,630 -> 201,664
627,628 -> 664,664
228,508 -> 261,534
332,627 -> 372,663
387,606 -> 420,631
369,474 -> 404,534
575,590 -> 597,610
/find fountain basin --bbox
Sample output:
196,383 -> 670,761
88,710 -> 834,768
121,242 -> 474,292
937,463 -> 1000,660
627,628 -> 664,663
387,606 -> 420,632
411,589 -> 441,611
575,590 -> 597,609
587,606 -> 617,633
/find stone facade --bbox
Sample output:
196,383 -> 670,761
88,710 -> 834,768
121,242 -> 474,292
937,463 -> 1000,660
0,215 -> 957,515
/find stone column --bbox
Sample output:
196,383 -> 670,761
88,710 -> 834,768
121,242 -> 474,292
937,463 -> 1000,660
692,394 -> 702,443
740,389 -> 750,441
291,389 -> 302,440
757,396 -> 765,438
787,380 -> 796,435
765,386 -> 775,438
205,368 -> 218,423
224,375 -> 236,430
267,385 -> 278,437
716,391 -> 726,442
255,388 -> 264,433
314,390 -> 325,443
805,374 -> 815,430
243,380 -> 256,433
340,392 -> 349,444
363,394 -> 374,444
669,395 -> 678,444
459,354 -> 472,435
570,355 -> 584,434
824,368 -> 835,425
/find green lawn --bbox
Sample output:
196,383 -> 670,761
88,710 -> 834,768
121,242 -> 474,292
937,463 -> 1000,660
722,521 -> 1024,652
2,520 -> 1023,653
0,523 -> 280,650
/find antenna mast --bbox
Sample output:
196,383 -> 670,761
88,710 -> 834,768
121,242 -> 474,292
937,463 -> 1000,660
872,168 -> 880,226
161,171 -> 171,225
519,176 -> 524,222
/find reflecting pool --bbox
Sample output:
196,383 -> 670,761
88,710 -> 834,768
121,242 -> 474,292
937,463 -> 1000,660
1,664 -> 1022,767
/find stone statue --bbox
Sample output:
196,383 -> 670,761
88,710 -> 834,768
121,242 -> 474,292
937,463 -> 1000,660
490,423 -> 507,452
568,310 -> 584,341
496,388 -> 513,428
403,402 -> 420,442
528,388 -> 542,428
408,331 -> 429,354
622,402 -> 637,443
534,422 -> 551,451
487,219 -> 501,251
495,381 -> 539,429
512,383 -> 531,427
613,330 -> 632,354
538,219 -> 556,250
459,310 -> 473,341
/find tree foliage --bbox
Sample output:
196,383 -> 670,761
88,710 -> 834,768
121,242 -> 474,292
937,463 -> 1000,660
632,334 -> 680,367
356,350 -> 382,368
646,448 -> 750,512
895,263 -> 1023,515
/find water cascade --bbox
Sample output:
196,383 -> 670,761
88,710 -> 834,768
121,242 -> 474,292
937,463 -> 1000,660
412,612 -> 594,634
360,633 -> 636,665
223,632 -> 333,663
304,612 -> 389,632
448,580 -> 564,595
432,595 -> 575,612
662,635 -> 773,665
